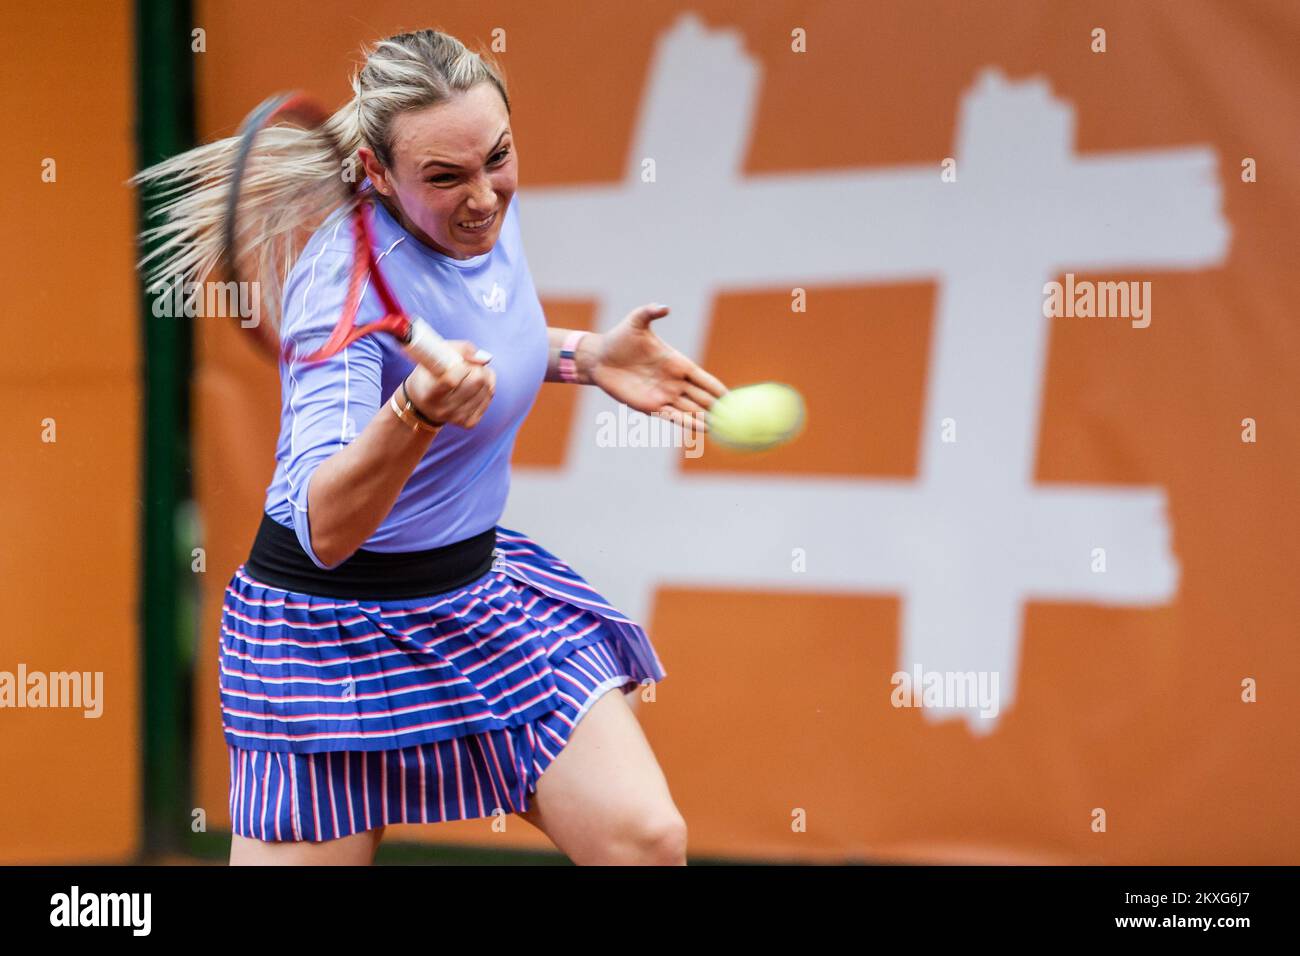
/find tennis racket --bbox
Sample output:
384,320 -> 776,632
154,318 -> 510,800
222,91 -> 465,374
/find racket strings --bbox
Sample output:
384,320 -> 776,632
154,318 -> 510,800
294,204 -> 410,364
230,130 -> 359,332
135,90 -> 415,366
136,121 -> 363,340
229,112 -> 369,341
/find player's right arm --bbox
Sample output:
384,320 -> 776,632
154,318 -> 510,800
304,351 -> 494,568
277,250 -> 495,570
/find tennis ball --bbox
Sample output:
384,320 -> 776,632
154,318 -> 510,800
707,382 -> 806,452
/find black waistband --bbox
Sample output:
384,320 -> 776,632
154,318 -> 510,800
243,513 -> 498,600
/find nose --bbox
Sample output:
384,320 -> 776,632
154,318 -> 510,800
465,174 -> 496,215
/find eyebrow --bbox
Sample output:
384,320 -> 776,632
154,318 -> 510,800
419,128 -> 511,172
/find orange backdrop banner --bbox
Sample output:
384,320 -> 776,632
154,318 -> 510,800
191,0 -> 1299,863
1,0 -> 139,864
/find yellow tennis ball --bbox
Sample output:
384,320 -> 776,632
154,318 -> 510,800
707,382 -> 806,452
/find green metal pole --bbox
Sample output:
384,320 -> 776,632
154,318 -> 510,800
135,0 -> 195,859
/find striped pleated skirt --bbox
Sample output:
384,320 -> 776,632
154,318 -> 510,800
220,525 -> 666,842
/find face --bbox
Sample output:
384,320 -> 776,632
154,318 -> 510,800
359,82 -> 516,260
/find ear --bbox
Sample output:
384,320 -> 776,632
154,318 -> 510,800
356,146 -> 393,196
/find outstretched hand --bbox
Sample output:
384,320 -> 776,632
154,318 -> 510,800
588,304 -> 728,431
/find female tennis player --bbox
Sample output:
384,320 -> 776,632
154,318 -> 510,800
135,28 -> 727,865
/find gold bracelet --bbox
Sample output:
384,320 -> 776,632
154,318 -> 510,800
388,391 -> 442,434
401,378 -> 446,428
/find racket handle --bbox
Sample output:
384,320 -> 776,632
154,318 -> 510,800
403,317 -> 466,374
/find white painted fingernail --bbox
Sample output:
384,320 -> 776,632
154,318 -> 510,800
475,349 -> 492,363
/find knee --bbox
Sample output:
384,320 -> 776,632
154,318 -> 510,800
609,811 -> 688,866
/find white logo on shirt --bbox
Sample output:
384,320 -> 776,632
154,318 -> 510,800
480,281 -> 507,312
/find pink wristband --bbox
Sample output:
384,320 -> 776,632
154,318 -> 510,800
559,330 -> 588,384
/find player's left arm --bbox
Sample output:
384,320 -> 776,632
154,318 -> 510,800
544,324 -> 603,385
545,303 -> 729,431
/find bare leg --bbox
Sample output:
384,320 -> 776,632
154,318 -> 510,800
229,826 -> 385,865
517,688 -> 686,865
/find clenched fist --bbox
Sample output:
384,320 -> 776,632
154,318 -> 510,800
405,340 -> 496,429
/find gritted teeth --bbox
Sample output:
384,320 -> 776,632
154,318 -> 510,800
458,211 -> 496,229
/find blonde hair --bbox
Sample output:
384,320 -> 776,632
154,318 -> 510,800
132,29 -> 510,333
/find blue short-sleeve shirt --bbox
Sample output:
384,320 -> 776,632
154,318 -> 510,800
263,194 -> 548,568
